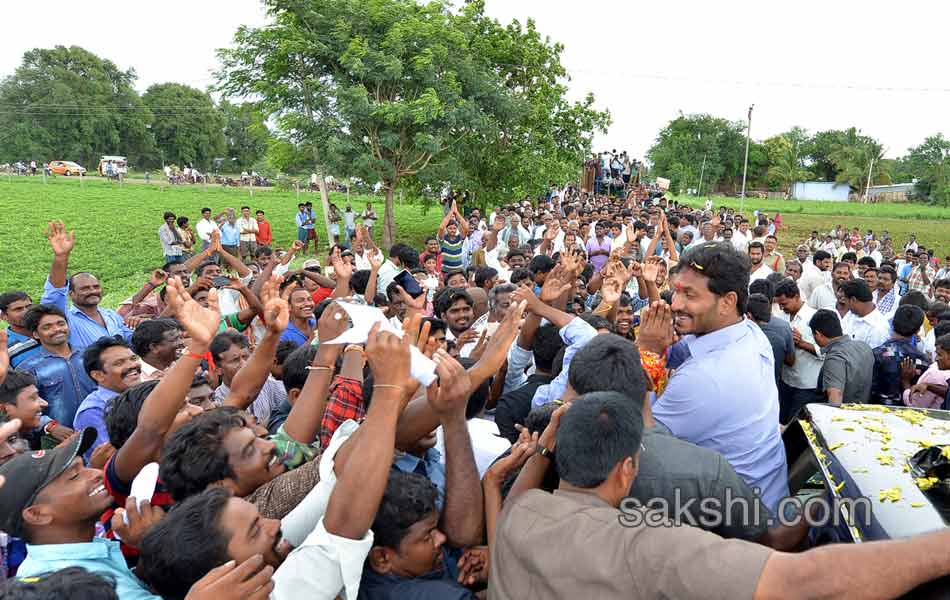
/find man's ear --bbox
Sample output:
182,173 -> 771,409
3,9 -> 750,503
22,504 -> 54,529
368,546 -> 394,575
90,370 -> 106,385
287,388 -> 301,407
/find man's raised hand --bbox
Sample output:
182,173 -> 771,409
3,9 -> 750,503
165,277 -> 220,348
45,220 -> 75,256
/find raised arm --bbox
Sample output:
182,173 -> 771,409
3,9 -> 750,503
43,221 -> 75,303
226,278 -> 266,327
118,270 -> 168,317
113,278 -> 221,483
212,230 -> 251,278
438,204 -> 456,239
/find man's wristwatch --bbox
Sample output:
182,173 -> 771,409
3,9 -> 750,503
538,445 -> 555,462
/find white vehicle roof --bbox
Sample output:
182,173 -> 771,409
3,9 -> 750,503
100,156 -> 127,161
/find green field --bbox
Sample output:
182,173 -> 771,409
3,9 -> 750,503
0,176 -> 442,307
675,195 -> 950,258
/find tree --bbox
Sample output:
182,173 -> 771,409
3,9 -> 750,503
646,113 -> 746,194
829,127 -> 889,195
804,129 -> 846,181
142,83 -> 225,170
219,100 -> 270,171
905,134 -> 950,206
765,135 -> 808,197
0,45 -> 154,168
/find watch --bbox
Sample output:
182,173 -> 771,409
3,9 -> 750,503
538,445 -> 555,462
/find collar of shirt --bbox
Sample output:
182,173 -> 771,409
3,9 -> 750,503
394,447 -> 442,475
86,386 -> 119,405
682,318 -> 753,360
551,488 -> 613,509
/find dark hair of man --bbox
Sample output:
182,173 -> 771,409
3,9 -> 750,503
298,203 -> 305,209
749,278 -> 775,303
433,288 -> 473,319
163,211 -> 176,221
191,373 -> 211,389
840,279 -> 872,303
746,294 -> 772,323
857,256 -> 877,269
202,207 -> 212,214
255,245 -> 273,258
456,357 -> 490,419
385,281 -> 401,302
633,221 -> 647,232
899,290 -> 930,312
509,268 -> 533,286
765,272 -> 786,288
256,210 -> 265,216
160,410 -> 245,501
578,313 -> 613,332
275,340 -> 299,369
351,269 -> 372,295
528,255 -> 556,275
281,343 -> 318,394
774,279 -> 800,300
176,216 -> 189,228
567,334 -> 647,405
530,324 -> 564,374
196,261 -> 218,278
210,330 -> 248,363
841,252 -> 858,263
0,369 -> 37,406
22,304 -> 67,334
371,471 -> 440,549
506,249 -> 526,262
474,266 -> 498,288
809,309 -> 844,339
879,265 -> 897,282
0,290 -> 29,312
82,336 -> 131,377
422,317 -> 447,336
241,205 -> 250,211
893,305 -> 926,338
1,566 -> 119,600
137,487 -> 232,600
106,380 -> 161,449
813,250 -> 832,263
937,333 -> 950,352
748,241 -> 765,253
678,242 -> 750,315
131,318 -> 180,358
935,278 -> 950,292
389,243 -> 420,269
555,391 -> 644,488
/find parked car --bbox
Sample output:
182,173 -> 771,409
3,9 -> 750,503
48,160 -> 86,176
98,155 -> 128,177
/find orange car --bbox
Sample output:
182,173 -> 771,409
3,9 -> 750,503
48,160 -> 87,176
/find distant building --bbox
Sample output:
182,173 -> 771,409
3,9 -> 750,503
791,181 -> 851,202
868,183 -> 914,203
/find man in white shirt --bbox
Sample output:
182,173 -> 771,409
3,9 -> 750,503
236,205 -> 259,264
731,220 -> 752,253
748,241 -> 773,283
800,250 -> 833,307
195,207 -> 219,251
874,266 -> 900,320
774,279 -> 824,424
840,279 -> 891,349
809,261 -> 852,312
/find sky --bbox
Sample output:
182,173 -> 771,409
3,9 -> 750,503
2,0 -> 948,160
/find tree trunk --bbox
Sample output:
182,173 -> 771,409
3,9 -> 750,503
382,185 -> 397,249
314,171 -> 333,250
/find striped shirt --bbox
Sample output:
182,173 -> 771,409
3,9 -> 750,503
440,234 -> 464,272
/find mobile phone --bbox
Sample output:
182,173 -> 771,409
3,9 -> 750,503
212,276 -> 232,288
394,269 -> 424,298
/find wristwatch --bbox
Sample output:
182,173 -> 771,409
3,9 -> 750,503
538,445 -> 555,462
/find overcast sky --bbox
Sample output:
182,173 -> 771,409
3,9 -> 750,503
3,0 -> 947,159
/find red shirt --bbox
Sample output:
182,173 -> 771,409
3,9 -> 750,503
256,219 -> 273,246
311,287 -> 334,305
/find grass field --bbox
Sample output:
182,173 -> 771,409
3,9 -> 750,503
675,195 -> 950,259
0,176 -> 442,307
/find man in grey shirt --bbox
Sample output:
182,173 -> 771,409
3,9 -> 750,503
747,293 -> 795,385
810,308 -> 874,405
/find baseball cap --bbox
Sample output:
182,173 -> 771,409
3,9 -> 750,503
0,427 -> 97,538
302,259 -> 321,270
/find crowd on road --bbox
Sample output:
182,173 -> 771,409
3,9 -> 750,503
2,178 -> 950,600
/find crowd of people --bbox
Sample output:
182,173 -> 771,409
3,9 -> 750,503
2,180 -> 950,599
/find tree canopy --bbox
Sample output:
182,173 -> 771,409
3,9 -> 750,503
142,83 -> 226,170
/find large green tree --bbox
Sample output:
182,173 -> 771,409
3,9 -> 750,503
905,134 -> 950,206
0,45 -> 154,168
646,113 -> 746,194
142,83 -> 225,170
220,100 -> 271,171
765,135 -> 808,197
829,127 -> 888,195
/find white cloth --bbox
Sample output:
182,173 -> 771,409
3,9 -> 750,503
777,304 -> 823,389
196,218 -> 218,243
750,264 -> 774,283
731,230 -> 751,253
435,418 -> 511,478
236,217 -> 258,242
842,309 -> 891,349
808,282 -> 837,311
274,421 -> 371,600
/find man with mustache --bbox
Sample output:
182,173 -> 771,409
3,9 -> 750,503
651,242 -> 789,514
19,304 -> 94,434
39,221 -> 132,351
74,336 -> 143,462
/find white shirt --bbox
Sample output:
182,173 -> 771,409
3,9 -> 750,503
435,418 -> 511,478
808,282 -> 838,311
777,303 -> 823,390
343,211 -> 356,228
353,248 -> 384,272
274,421 -> 372,600
842,308 -> 891,349
195,218 -> 218,243
799,266 -> 829,306
750,264 -> 774,283
236,217 -> 258,242
731,230 -> 751,252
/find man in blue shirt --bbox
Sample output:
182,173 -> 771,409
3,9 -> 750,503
0,290 -> 42,367
280,288 -> 317,345
652,242 -> 789,514
40,221 -> 132,352
296,202 -> 315,255
19,304 -> 96,427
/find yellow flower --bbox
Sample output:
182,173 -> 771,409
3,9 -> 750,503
879,487 -> 902,502
834,480 -> 846,493
911,502 -> 926,508
876,454 -> 894,466
828,442 -> 847,451
916,477 -> 940,491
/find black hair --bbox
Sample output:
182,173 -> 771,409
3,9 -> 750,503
130,318 -> 181,358
474,266 -> 498,288
351,269 -> 372,295
532,323 -> 565,372
22,304 -> 66,334
137,487 -> 232,600
105,380 -> 161,449
255,245 -> 274,258
568,334 -> 647,404
528,255 -> 555,275
935,278 -> 950,291
0,290 -> 30,312
176,216 -> 189,228
746,293 -> 772,323
275,340 -> 300,368
937,333 -> 950,352
443,270 -> 467,287
748,278 -> 775,303
748,241 -> 765,253
160,410 -> 245,501
433,288 -> 473,319
578,313 -> 613,332
82,336 -> 131,377
210,330 -> 248,363
389,243 -> 420,269
899,291 -> 930,312
857,256 -> 877,269
555,391 -> 644,488
0,567 -> 118,600
0,369 -> 37,406
678,242 -> 750,314
506,249 -> 527,262
879,265 -> 897,282
841,251 -> 858,263
163,211 -> 176,220
893,305 -> 925,338
456,357 -> 491,419
809,309 -> 843,339
774,279 -> 800,299
840,279 -> 872,303
201,207 -> 212,213
281,343 -> 319,393
371,471 -> 440,549
422,317 -> 447,335
813,250 -> 832,263
510,268 -> 533,286
196,261 -> 219,277
765,272 -> 787,287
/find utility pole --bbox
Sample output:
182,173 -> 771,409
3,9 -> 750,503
863,156 -> 875,204
697,152 -> 707,198
740,104 -> 754,215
